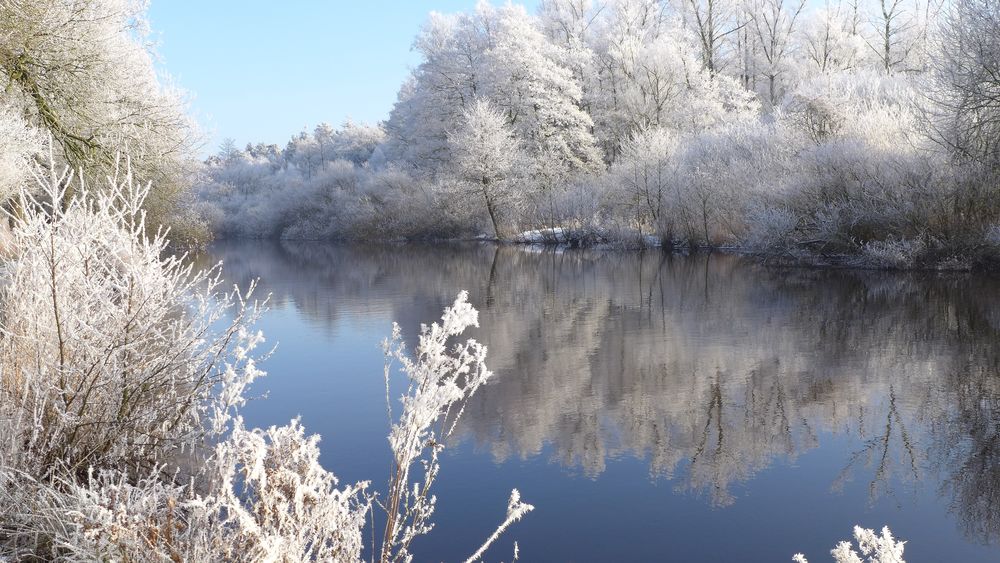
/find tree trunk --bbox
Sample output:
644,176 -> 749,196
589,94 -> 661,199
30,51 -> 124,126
482,180 -> 501,239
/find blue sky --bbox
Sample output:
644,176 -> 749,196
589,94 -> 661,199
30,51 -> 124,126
148,1 -> 538,156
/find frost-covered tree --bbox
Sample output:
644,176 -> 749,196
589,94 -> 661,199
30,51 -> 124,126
0,0 -> 198,232
610,127 -> 678,236
489,4 -> 603,182
569,1 -> 759,159
313,122 -> 336,163
382,9 -> 490,172
450,99 -> 525,237
384,3 -> 601,183
864,0 -> 936,74
537,0 -> 600,88
747,0 -> 807,107
680,0 -> 743,76
585,3 -> 693,154
930,0 -> 1000,167
796,4 -> 866,76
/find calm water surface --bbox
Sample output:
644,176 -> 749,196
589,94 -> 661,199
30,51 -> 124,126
203,240 -> 1000,562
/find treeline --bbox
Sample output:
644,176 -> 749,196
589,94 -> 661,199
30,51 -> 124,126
196,0 -> 1000,269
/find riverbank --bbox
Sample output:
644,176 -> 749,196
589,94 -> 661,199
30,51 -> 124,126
207,226 -> 1000,273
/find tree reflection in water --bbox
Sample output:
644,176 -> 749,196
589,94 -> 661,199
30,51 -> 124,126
205,240 -> 1000,545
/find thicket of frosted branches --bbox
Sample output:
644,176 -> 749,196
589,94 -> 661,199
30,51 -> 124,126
197,0 -> 1000,269
0,150 -> 532,561
795,526 -> 906,563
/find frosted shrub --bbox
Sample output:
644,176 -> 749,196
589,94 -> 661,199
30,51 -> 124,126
379,291 -> 533,562
794,525 -> 905,563
7,419 -> 370,561
0,154 -> 265,480
0,109 -> 40,200
18,469 -> 196,561
0,152 -> 267,557
742,205 -> 801,254
207,418 -> 370,561
860,239 -> 926,269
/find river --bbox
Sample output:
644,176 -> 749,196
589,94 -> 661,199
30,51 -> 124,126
201,240 -> 1000,561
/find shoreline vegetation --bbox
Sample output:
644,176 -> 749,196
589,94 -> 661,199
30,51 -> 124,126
192,0 -> 1000,273
207,231 -> 1000,275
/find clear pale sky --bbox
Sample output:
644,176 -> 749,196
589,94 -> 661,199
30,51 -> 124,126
148,1 -> 538,156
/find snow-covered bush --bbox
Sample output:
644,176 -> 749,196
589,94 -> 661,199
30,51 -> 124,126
3,420 -> 370,561
206,418 -> 371,561
0,109 -> 40,200
377,291 -> 534,562
742,205 -> 801,253
794,525 -> 906,563
0,151 -> 265,556
196,122 -> 475,241
0,152 -> 265,482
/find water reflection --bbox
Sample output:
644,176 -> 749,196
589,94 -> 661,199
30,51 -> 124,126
205,240 -> 1000,546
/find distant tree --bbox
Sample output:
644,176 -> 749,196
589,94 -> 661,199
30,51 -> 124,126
384,3 -> 601,184
219,138 -> 241,163
930,0 -> 1000,166
747,0 -> 806,107
313,122 -> 336,162
796,3 -> 865,76
865,0 -> 936,74
332,119 -> 386,165
449,99 -> 525,237
681,0 -> 743,76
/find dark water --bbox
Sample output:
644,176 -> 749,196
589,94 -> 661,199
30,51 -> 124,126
203,240 -> 1000,562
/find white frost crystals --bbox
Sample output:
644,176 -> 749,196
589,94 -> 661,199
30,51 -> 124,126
794,526 -> 906,563
209,418 -> 371,561
379,290 -> 534,563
